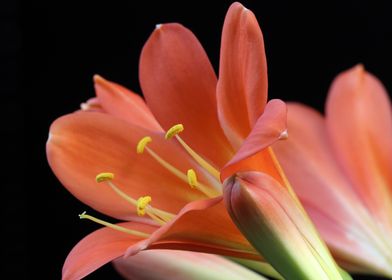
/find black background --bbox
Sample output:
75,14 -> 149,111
20,0 -> 392,279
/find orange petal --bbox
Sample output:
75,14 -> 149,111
94,75 -> 163,131
140,23 -> 234,168
114,249 -> 268,280
326,65 -> 392,231
273,103 -> 392,275
125,197 -> 260,261
62,222 -> 157,280
217,2 -> 268,149
47,112 -> 210,220
221,100 -> 287,181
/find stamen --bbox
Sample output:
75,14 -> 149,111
96,172 -> 114,183
79,211 -> 150,238
187,169 -> 198,188
187,168 -> 218,196
165,124 -> 184,139
137,136 -> 152,154
144,146 -> 219,197
175,136 -> 220,180
135,196 -> 168,226
95,173 -> 174,223
135,195 -> 168,226
164,124 -> 220,180
107,181 -> 137,205
137,196 -> 152,216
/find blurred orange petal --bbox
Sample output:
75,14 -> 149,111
274,103 -> 392,274
326,65 -> 392,230
273,103 -> 365,222
273,66 -> 392,276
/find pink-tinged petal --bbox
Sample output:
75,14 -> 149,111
62,222 -> 157,280
220,100 -> 287,182
140,23 -> 234,168
114,250 -> 268,280
273,103 -> 392,276
326,65 -> 392,231
273,103 -> 368,230
94,75 -> 163,131
223,171 -> 344,280
47,112 -> 210,220
308,204 -> 392,276
125,197 -> 260,261
217,2 -> 268,149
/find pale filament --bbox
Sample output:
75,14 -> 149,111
105,180 -> 174,225
144,146 -> 220,198
164,124 -> 221,181
79,211 -> 150,238
174,135 -> 220,180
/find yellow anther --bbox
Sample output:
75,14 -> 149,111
137,136 -> 152,154
173,136 -> 221,181
137,196 -> 152,216
96,172 -> 114,183
187,169 -> 198,188
165,124 -> 184,139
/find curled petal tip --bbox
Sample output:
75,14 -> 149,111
230,2 -> 251,14
279,129 -> 288,140
242,5 -> 249,11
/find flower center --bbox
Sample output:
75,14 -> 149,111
79,124 -> 222,237
136,124 -> 222,197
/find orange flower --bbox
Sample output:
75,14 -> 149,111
273,65 -> 392,277
47,3 -> 287,279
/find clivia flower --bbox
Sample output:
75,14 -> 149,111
47,2 -> 347,280
273,65 -> 392,278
